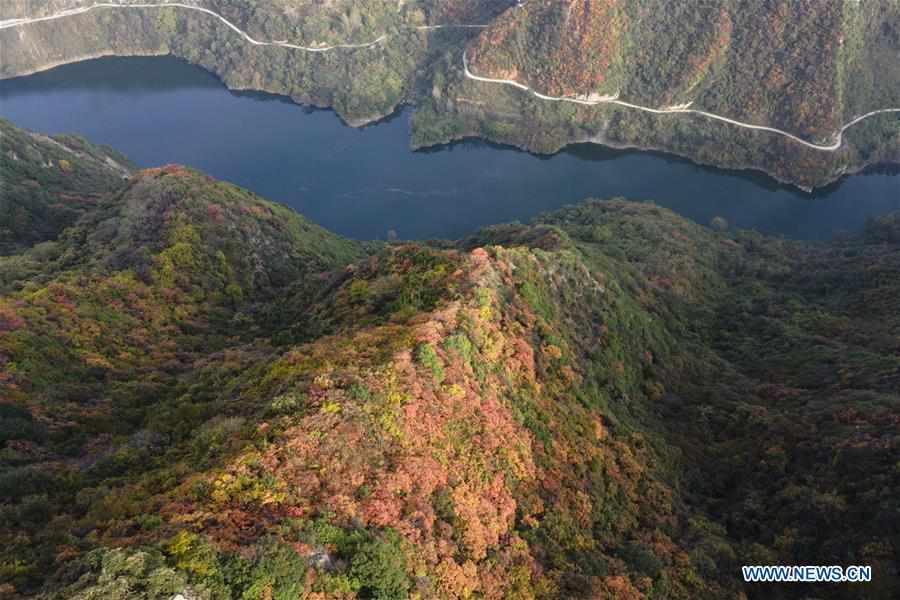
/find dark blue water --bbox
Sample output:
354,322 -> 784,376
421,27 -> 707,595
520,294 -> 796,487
2,55 -> 899,240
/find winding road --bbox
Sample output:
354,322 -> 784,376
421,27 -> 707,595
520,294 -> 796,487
0,2 -> 393,51
2,0 -> 899,151
462,53 -> 900,152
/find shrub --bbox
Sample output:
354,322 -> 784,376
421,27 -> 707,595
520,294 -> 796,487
349,530 -> 410,600
415,343 -> 444,384
349,278 -> 371,305
68,548 -> 189,600
238,540 -> 308,600
165,531 -> 218,578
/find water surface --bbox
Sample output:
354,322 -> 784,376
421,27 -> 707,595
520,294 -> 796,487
2,56 -> 899,240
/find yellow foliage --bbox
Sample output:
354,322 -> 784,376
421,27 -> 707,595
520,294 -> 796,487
444,383 -> 465,399
481,332 -> 504,362
320,400 -> 342,414
82,352 -> 113,370
166,530 -> 215,577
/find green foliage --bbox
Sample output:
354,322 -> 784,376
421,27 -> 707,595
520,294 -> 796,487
0,119 -> 131,255
348,530 -> 410,600
415,342 -> 444,384
53,548 -> 189,600
442,333 -> 474,365
236,541 -> 308,600
2,115 -> 899,599
620,541 -> 663,579
165,530 -> 219,578
388,247 -> 457,316
517,280 -> 554,321
156,6 -> 178,35
349,278 -> 371,305
268,391 -> 305,415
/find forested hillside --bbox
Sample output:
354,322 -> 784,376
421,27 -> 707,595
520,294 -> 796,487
466,0 -> 848,138
0,121 -> 897,599
427,0 -> 900,188
0,0 -> 511,126
0,120 -> 131,254
3,0 -> 900,186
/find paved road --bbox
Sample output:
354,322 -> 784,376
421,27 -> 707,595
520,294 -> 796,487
4,0 -> 898,150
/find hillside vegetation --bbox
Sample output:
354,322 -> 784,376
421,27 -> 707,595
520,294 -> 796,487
2,0 -> 899,186
0,121 -> 897,599
427,0 -> 900,187
0,119 -> 131,254
467,0 -> 848,138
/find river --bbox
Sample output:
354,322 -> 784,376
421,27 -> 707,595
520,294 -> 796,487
2,55 -> 898,240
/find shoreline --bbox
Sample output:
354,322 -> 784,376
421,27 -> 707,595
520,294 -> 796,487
4,1 -> 899,152
461,52 -> 900,154
5,51 -> 896,192
0,48 -> 168,79
409,112 -> 896,193
1,1 -> 897,190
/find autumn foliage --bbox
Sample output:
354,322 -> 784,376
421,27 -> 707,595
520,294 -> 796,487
1,122 -> 898,599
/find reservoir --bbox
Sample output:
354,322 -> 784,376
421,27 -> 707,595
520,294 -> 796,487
1,55 -> 899,241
